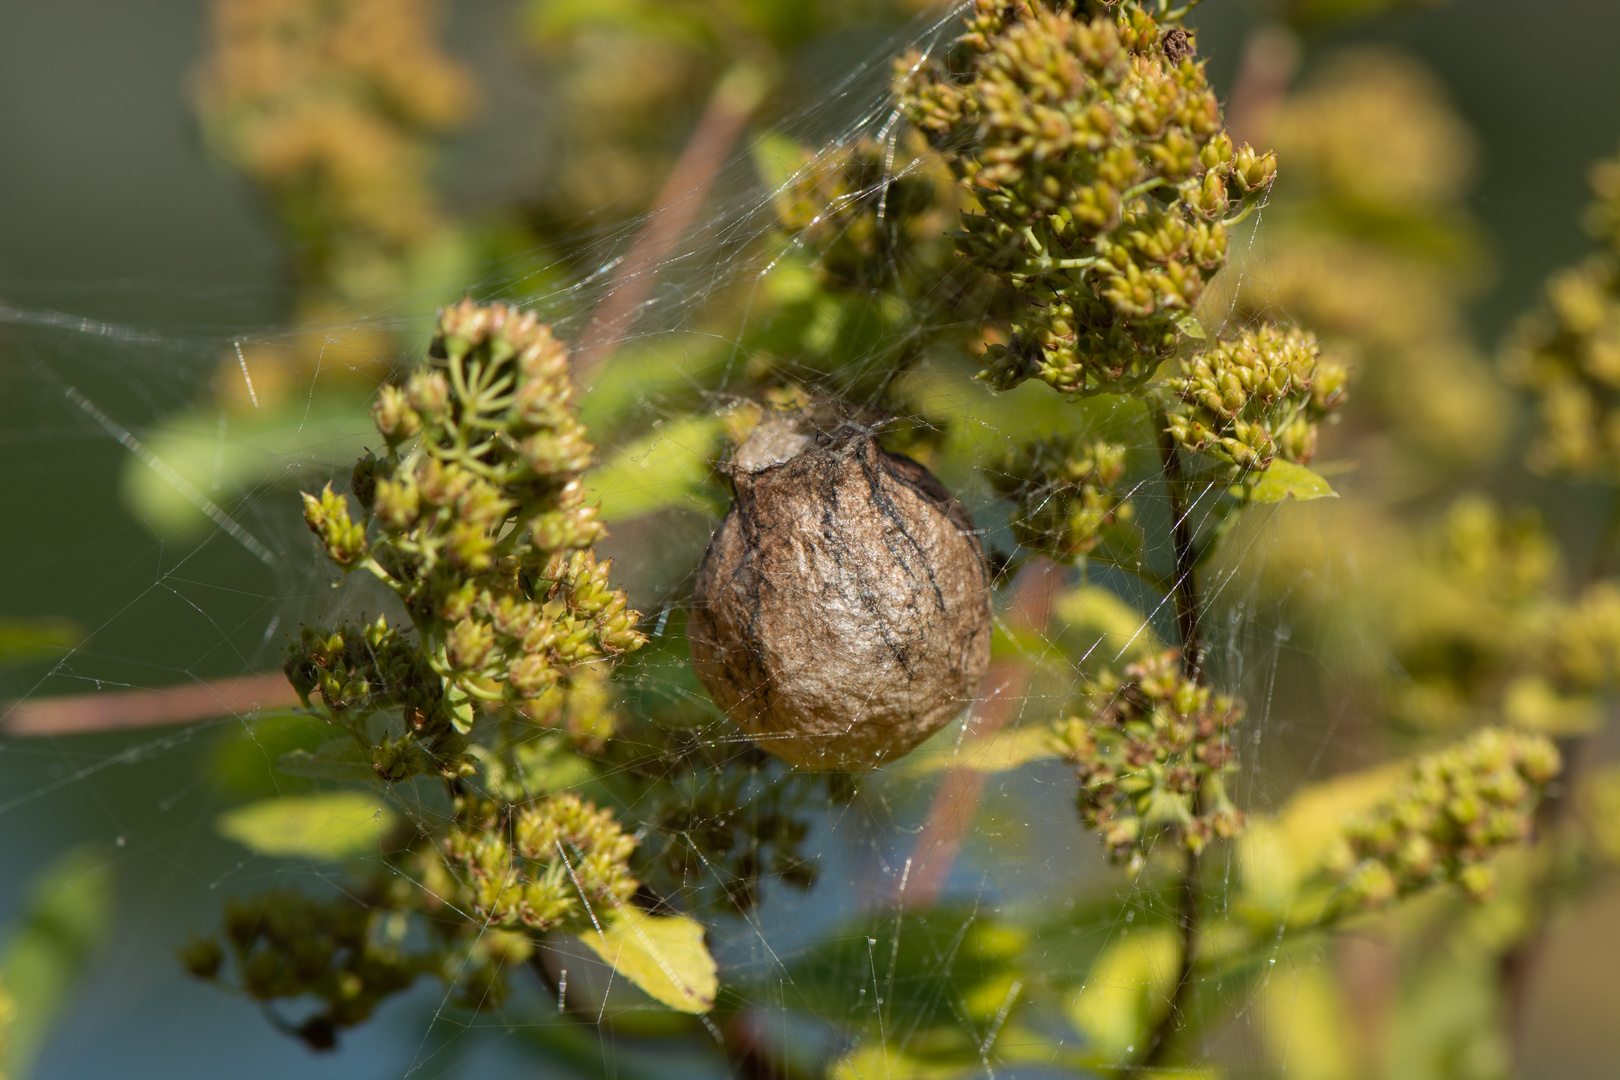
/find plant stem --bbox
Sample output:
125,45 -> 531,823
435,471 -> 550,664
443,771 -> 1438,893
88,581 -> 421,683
1,672 -> 298,736
1500,491 -> 1620,1068
1142,847 -> 1202,1071
1134,411 -> 1208,1072
1499,733 -> 1589,1073
1153,409 -> 1204,680
573,63 -> 766,379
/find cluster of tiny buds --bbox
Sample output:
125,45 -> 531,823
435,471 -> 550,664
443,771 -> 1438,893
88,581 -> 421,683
1505,251 -> 1620,479
441,791 -> 638,934
1052,647 -> 1244,873
988,436 -> 1133,562
1332,728 -> 1561,908
774,135 -> 955,294
282,617 -> 472,781
178,890 -> 421,1050
296,300 -> 646,750
1166,323 -> 1347,470
1544,581 -> 1620,693
192,0 -> 476,264
1503,146 -> 1620,480
899,0 -> 1277,397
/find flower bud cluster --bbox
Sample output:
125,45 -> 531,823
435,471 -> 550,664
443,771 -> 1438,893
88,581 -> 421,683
1378,498 -> 1559,733
1165,323 -> 1348,470
1543,581 -> 1620,693
179,890 -> 422,1050
1227,49 -> 1503,469
626,744 -> 845,913
1052,648 -> 1244,873
1505,250 -> 1620,480
192,0 -> 475,268
775,135 -> 960,295
987,436 -> 1133,562
294,300 -> 646,756
1334,728 -> 1561,908
897,1 -> 1275,396
282,618 -> 472,780
440,792 -> 637,935
1503,146 -> 1620,480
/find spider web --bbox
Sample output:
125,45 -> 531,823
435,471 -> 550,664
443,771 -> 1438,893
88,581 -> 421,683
0,5 -> 1403,1079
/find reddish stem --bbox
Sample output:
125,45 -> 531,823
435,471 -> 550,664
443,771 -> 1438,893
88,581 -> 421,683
2,672 -> 297,736
573,65 -> 766,380
891,559 -> 1062,907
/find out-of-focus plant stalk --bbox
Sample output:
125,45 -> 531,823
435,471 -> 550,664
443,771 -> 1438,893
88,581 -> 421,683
894,560 -> 1062,908
574,64 -> 768,379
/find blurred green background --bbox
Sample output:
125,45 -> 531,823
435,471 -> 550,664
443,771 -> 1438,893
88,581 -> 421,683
4,1 -> 1620,1077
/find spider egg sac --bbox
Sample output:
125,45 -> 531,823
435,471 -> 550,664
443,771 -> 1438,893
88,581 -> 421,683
689,415 -> 992,770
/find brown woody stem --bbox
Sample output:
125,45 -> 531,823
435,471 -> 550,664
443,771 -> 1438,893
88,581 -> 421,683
1137,409 -> 1208,1071
1154,409 -> 1204,681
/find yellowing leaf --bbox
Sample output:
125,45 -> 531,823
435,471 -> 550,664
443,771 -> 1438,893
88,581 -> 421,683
580,908 -> 718,1014
831,1044 -> 976,1080
1241,459 -> 1337,504
902,727 -> 1062,777
1052,586 -> 1160,663
1581,765 -> 1620,865
1503,674 -> 1601,735
2,848 -> 113,1078
1258,956 -> 1354,1080
1068,925 -> 1181,1062
216,792 -> 395,860
0,618 -> 82,667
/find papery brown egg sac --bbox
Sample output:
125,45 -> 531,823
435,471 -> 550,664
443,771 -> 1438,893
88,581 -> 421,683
689,416 -> 992,770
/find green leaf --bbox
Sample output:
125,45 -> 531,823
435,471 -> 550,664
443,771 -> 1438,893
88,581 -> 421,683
1175,312 -> 1207,339
513,733 -> 597,793
579,909 -> 718,1014
209,711 -> 330,798
752,130 -> 810,195
445,679 -> 476,734
588,415 -> 726,523
1240,459 -> 1338,504
120,394 -> 376,538
575,334 -> 727,434
0,617 -> 82,667
2,848 -> 114,1078
216,792 -> 396,860
277,738 -> 377,783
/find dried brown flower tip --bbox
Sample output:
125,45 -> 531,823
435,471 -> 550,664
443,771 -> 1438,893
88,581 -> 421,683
1161,26 -> 1194,64
689,414 -> 992,771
